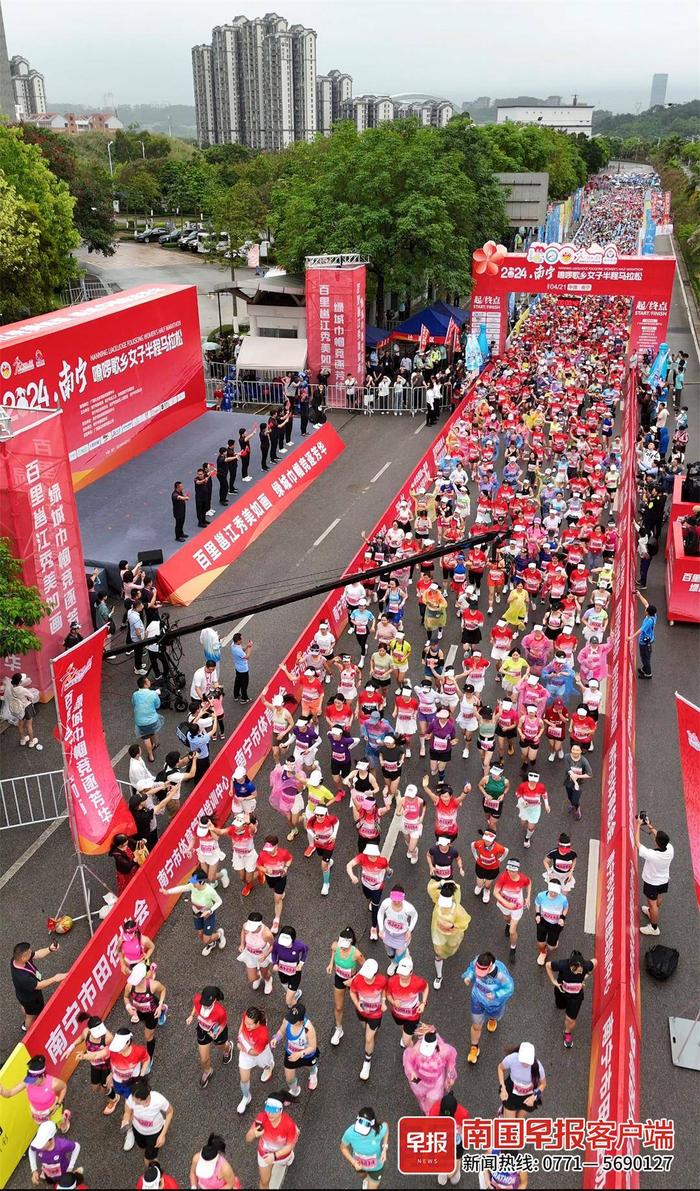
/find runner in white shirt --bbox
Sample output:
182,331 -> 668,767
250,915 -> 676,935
123,1079 -> 173,1158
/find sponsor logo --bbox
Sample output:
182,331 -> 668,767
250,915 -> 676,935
0,361 -> 10,380
527,241 -> 619,266
59,658 -> 93,693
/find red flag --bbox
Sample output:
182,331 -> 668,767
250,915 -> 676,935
52,627 -> 135,854
676,692 -> 700,907
445,316 -> 459,350
418,324 -> 430,353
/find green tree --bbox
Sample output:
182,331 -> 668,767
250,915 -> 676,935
159,157 -> 217,214
271,121 -> 508,319
115,162 -> 162,216
0,174 -> 43,322
113,129 -> 172,163
0,539 -> 51,658
19,124 -> 115,255
0,126 -> 79,321
207,179 -> 267,278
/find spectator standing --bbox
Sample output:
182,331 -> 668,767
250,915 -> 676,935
128,599 -> 147,676
629,591 -> 657,679
636,815 -> 674,936
131,677 -> 163,765
11,940 -> 66,1031
200,618 -> 222,665
231,634 -> 253,704
1,672 -> 42,750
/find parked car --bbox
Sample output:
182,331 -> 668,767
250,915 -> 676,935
159,228 -> 183,245
216,233 -> 230,253
178,230 -> 200,251
135,226 -> 168,243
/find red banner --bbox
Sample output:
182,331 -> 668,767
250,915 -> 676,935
305,265 -> 366,387
0,286 -> 205,490
665,522 -> 700,624
0,409 -> 93,696
585,371 -> 641,1189
155,424 -> 346,606
676,694 -> 700,907
418,324 -> 430,353
52,627 -> 135,853
471,242 -> 675,360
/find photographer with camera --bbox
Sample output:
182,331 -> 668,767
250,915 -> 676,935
636,813 -> 674,936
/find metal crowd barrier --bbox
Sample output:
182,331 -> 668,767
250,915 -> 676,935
0,771 -> 132,832
205,373 -> 453,416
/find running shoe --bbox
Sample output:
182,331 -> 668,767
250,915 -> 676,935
537,952 -> 547,966
563,1032 -> 574,1049
321,884 -> 329,896
222,1044 -> 233,1065
241,883 -> 253,897
359,1059 -> 372,1081
387,962 -> 397,976
331,1026 -> 344,1046
433,976 -> 443,990
308,1070 -> 318,1090
202,941 -> 217,956
200,1070 -> 213,1089
220,869 -> 230,889
369,927 -> 378,942
263,978 -> 273,994
468,1045 -> 480,1064
486,1019 -> 499,1032
236,1093 -> 251,1113
217,931 -> 227,950
122,1128 -> 135,1151
304,845 -> 316,858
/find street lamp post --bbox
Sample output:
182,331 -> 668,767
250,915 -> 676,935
138,140 -> 146,159
107,140 -> 115,178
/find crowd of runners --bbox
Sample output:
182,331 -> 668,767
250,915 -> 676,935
8,176 -> 682,1191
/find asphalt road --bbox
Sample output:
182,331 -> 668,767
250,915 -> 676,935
76,241 -> 233,339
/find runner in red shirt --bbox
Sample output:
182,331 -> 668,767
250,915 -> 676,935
486,559 -> 507,615
245,1095 -> 299,1188
466,546 -> 487,590
346,844 -> 389,940
137,1164 -> 179,1189
544,698 -> 569,761
569,706 -> 597,752
256,837 -> 293,934
305,806 -> 339,896
349,959 -> 388,1080
522,563 -> 543,608
299,669 -> 323,721
515,773 -> 550,849
494,859 -> 532,961
185,986 -> 233,1090
386,956 -> 429,1047
471,830 -> 509,902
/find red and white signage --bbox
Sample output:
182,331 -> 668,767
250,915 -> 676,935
306,265 -> 366,387
0,286 -> 205,490
585,370 -> 641,1190
52,627 -> 135,854
0,409 -> 93,696
665,521 -> 700,624
156,424 -> 345,606
470,241 -> 675,356
676,693 -> 700,908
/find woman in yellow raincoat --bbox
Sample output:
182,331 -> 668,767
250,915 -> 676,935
502,579 -> 530,633
428,880 -> 470,990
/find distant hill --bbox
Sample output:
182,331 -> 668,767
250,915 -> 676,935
592,100 -> 700,139
49,102 -> 197,139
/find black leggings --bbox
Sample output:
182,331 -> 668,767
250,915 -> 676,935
362,885 -> 382,928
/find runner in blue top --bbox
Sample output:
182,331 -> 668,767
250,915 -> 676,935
340,1108 -> 389,1189
533,878 -> 569,966
350,602 -> 375,663
462,951 -> 515,1065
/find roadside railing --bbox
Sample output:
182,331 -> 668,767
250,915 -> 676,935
205,374 -> 456,416
0,771 -> 132,832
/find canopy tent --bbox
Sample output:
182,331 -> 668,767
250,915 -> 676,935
365,324 -> 390,349
236,336 -> 308,375
391,301 -> 469,344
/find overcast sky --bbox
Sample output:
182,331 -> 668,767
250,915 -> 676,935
4,0 -> 699,111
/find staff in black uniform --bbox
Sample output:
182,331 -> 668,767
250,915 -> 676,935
259,421 -> 271,471
172,481 -> 189,541
194,469 -> 209,528
216,448 -> 229,506
226,439 -> 239,495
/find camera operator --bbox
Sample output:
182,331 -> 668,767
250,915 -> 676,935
155,749 -> 198,814
636,813 -> 674,936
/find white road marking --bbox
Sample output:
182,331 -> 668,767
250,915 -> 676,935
584,838 -> 601,934
445,644 -> 458,669
222,614 -> 254,647
414,421 -> 427,435
0,817 -> 67,891
382,807 -> 403,861
312,518 -> 340,548
669,235 -> 700,363
370,461 -> 392,484
110,744 -> 130,767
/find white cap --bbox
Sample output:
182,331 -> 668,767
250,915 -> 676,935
364,843 -> 380,857
437,836 -> 451,846
136,778 -> 153,792
33,1121 -> 57,1149
533,623 -> 544,632
309,769 -> 322,785
272,694 -> 284,708
359,958 -> 379,978
419,1034 -> 438,1056
232,813 -> 246,828
404,783 -> 418,798
518,1041 -> 536,1066
314,806 -> 328,818
438,893 -> 454,908
109,1030 -> 132,1053
127,962 -> 147,986
527,675 -> 538,686
234,766 -> 247,780
397,956 -> 414,976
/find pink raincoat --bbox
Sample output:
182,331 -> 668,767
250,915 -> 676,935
402,1034 -> 458,1113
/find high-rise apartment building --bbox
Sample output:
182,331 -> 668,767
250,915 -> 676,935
192,44 -> 217,145
649,73 -> 668,108
0,2 -> 14,121
317,75 -> 332,135
192,12 -> 318,149
10,54 -> 47,119
328,69 -> 352,122
343,94 -> 454,132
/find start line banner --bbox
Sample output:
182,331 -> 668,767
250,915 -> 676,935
155,423 -> 346,605
16,373 -> 490,1166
